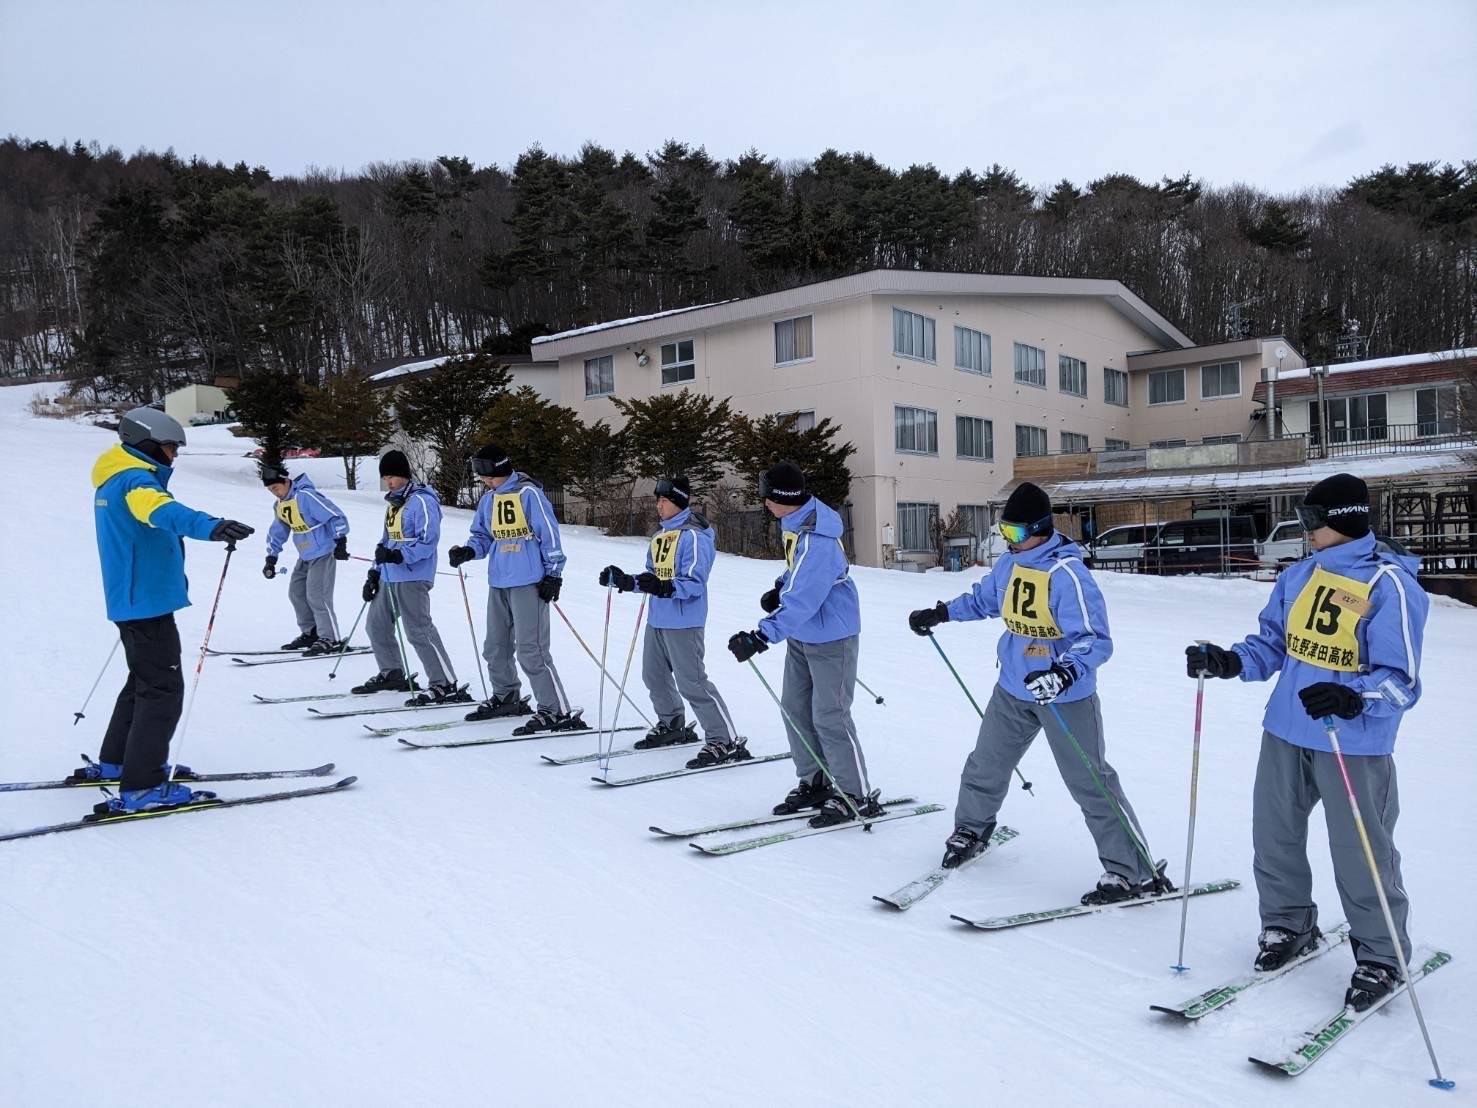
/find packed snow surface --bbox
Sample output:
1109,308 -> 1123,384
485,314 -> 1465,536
2,383 -> 1472,1106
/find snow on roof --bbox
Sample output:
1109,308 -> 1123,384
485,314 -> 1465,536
533,302 -> 733,344
1274,347 -> 1477,381
368,357 -> 451,382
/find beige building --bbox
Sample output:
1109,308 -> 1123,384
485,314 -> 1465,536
533,271 -> 1302,568
163,382 -> 232,426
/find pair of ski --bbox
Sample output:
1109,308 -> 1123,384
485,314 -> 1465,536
0,766 -> 356,842
224,647 -> 372,667
651,795 -> 945,854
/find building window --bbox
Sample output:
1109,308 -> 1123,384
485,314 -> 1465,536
1201,360 -> 1241,399
1015,424 -> 1048,457
1059,355 -> 1087,397
895,405 -> 938,454
1013,343 -> 1046,388
1311,393 -> 1388,444
1150,438 -> 1187,448
892,308 -> 936,362
774,315 -> 814,364
957,504 -> 991,541
1104,437 -> 1131,450
955,326 -> 991,374
1104,367 -> 1129,407
776,409 -> 816,432
1416,386 -> 1459,436
896,501 -> 938,552
956,415 -> 993,461
660,339 -> 695,385
1202,433 -> 1243,445
1061,431 -> 1090,454
583,355 -> 614,398
1149,369 -> 1186,405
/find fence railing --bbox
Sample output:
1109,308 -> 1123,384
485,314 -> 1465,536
1290,422 -> 1475,458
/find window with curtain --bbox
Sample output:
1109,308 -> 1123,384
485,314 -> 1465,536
583,355 -> 614,397
1104,367 -> 1129,406
955,415 -> 993,460
895,405 -> 938,453
1013,343 -> 1046,387
774,316 -> 814,364
1149,369 -> 1185,405
1059,355 -> 1087,397
1104,437 -> 1131,450
1200,361 -> 1241,399
1015,424 -> 1047,456
954,326 -> 991,374
776,409 -> 816,431
896,502 -> 938,551
892,308 -> 936,361
1416,386 -> 1458,436
1061,431 -> 1090,454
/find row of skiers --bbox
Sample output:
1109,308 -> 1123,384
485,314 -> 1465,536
86,407 -> 1427,1013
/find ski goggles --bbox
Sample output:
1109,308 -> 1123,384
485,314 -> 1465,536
654,478 -> 683,500
470,453 -> 511,477
1295,502 -> 1367,531
997,514 -> 1053,545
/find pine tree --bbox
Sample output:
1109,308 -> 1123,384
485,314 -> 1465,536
610,389 -> 734,493
292,372 -> 395,489
228,372 -> 308,466
730,412 -> 856,508
395,354 -> 511,506
472,386 -> 584,491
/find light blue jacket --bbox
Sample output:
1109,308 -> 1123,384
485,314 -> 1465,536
637,508 -> 715,629
758,497 -> 860,645
466,472 -> 566,589
265,474 -> 349,562
1232,533 -> 1427,755
378,481 -> 441,584
92,443 -> 221,622
944,533 -> 1110,704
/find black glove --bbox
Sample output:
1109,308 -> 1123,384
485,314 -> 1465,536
374,543 -> 403,565
448,545 -> 476,568
1185,643 -> 1242,679
1024,663 -> 1075,705
635,572 -> 674,598
333,537 -> 349,561
262,555 -> 278,580
599,565 -> 635,592
1299,682 -> 1364,721
760,581 -> 782,613
362,569 -> 381,602
728,629 -> 769,662
209,519 -> 254,543
536,574 -> 562,603
908,601 -> 949,637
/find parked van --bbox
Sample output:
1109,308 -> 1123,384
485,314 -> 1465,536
1259,520 -> 1308,568
1142,516 -> 1260,575
1085,523 -> 1162,570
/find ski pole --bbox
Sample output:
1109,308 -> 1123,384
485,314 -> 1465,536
73,639 -> 120,725
595,583 -> 614,766
746,658 -> 866,826
599,595 -> 647,776
552,602 -> 654,726
327,597 -> 371,681
1322,717 -> 1452,1090
1047,701 -> 1161,885
385,580 -> 416,693
162,541 -> 236,791
457,569 -> 490,702
1173,643 -> 1209,973
925,633 -> 1033,794
857,676 -> 885,705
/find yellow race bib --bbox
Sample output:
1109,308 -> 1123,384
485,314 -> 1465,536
275,497 -> 311,535
385,501 -> 406,542
492,493 -> 532,541
1286,567 -> 1372,672
782,529 -> 845,569
1003,565 -> 1062,640
651,531 -> 681,581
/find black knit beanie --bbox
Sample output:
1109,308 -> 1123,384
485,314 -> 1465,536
1001,482 -> 1053,529
760,461 -> 808,506
260,462 -> 290,487
378,450 -> 412,479
1304,473 -> 1371,538
472,443 -> 514,479
655,475 -> 690,509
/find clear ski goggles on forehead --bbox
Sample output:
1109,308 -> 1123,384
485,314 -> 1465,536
998,514 -> 1053,545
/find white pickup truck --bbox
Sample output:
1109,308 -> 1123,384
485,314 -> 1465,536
1258,520 -> 1308,569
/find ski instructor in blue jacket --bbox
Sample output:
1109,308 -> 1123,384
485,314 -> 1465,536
910,482 -> 1166,903
727,461 -> 881,829
80,406 -> 253,812
1187,473 -> 1428,1013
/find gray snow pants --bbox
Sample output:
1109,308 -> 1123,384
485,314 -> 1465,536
287,554 -> 339,641
642,625 -> 736,741
956,686 -> 1156,885
367,578 -> 454,686
1253,730 -> 1411,967
484,583 -> 568,713
779,636 -> 870,798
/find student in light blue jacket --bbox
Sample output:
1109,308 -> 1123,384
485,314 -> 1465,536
1188,473 -> 1428,1012
261,464 -> 350,654
910,482 -> 1164,902
727,462 -> 876,829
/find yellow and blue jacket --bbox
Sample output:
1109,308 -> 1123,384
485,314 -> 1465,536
92,443 -> 221,622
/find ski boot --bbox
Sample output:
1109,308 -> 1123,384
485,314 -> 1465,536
635,720 -> 699,750
683,737 -> 752,769
351,669 -> 419,695
772,771 -> 830,816
941,820 -> 997,869
280,629 -> 318,651
99,780 -> 218,815
511,709 -> 586,736
404,681 -> 473,707
465,693 -> 532,722
1254,925 -> 1322,972
63,758 -> 124,785
1345,961 -> 1401,1012
808,790 -> 887,829
302,638 -> 346,658
1080,862 -> 1175,906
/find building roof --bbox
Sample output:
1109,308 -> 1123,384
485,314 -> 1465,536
531,270 -> 1194,357
1125,336 -> 1301,372
366,353 -> 556,388
1254,349 -> 1475,401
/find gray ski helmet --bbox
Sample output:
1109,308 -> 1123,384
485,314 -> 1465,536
119,406 -> 188,450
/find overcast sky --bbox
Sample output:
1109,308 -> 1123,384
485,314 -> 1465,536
2,0 -> 1473,194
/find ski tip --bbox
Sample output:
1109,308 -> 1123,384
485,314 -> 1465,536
871,895 -> 901,909
335,776 -> 359,787
252,694 -> 268,703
